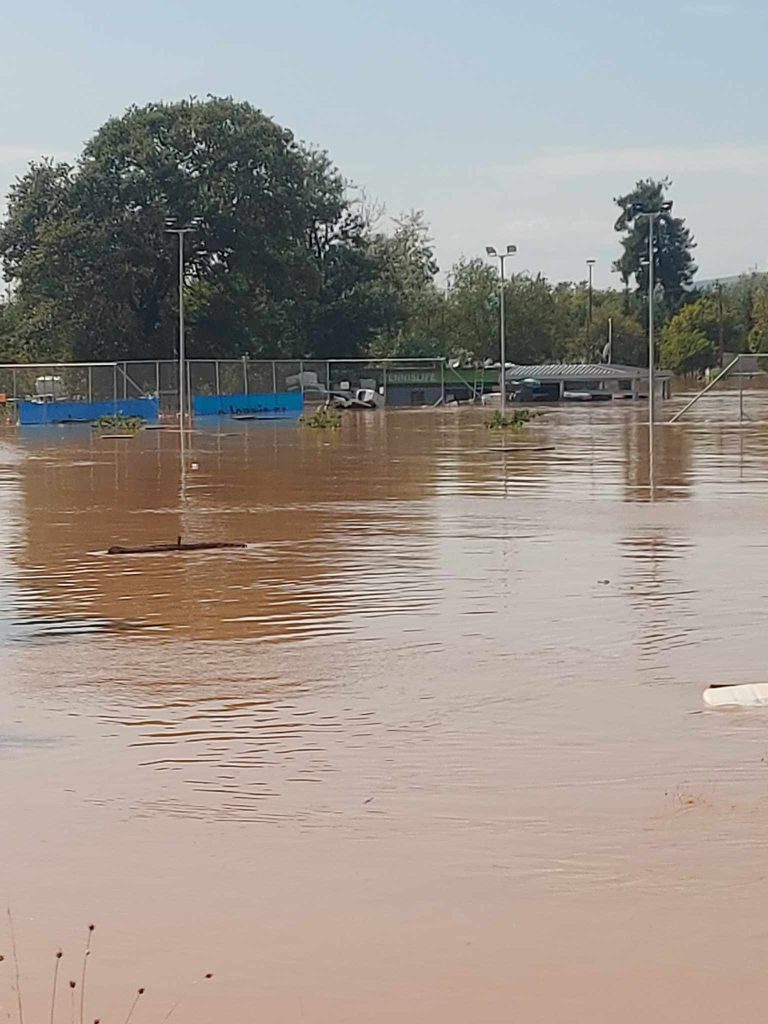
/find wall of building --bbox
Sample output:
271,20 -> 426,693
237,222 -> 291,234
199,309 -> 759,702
385,385 -> 443,407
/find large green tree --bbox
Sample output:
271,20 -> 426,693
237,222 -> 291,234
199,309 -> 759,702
613,178 -> 697,311
368,210 -> 443,356
440,258 -> 498,361
0,97 -> 387,361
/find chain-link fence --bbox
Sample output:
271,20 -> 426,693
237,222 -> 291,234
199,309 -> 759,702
0,357 -> 450,419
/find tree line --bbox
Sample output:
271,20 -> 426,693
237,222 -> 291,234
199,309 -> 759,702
0,96 -> 765,374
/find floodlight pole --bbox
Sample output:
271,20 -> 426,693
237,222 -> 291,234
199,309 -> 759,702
165,222 -> 199,430
629,200 -> 672,495
648,217 -> 655,430
486,244 -> 518,415
586,259 -> 596,360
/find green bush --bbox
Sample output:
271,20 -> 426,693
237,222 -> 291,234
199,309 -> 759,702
92,414 -> 145,433
485,408 -> 535,430
0,403 -> 17,425
301,406 -> 342,429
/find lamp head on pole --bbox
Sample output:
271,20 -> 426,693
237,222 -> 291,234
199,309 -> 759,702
485,246 -> 497,257
628,200 -> 673,219
164,217 -> 202,233
506,244 -> 517,255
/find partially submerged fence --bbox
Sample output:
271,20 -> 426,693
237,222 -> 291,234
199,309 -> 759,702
0,357 -> 463,424
668,354 -> 768,424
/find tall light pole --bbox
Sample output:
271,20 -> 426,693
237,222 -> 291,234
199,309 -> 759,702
165,219 -> 201,429
485,244 -> 517,415
586,259 -> 596,360
629,201 -> 672,431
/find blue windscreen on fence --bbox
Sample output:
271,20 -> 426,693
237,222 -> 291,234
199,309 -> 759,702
193,392 -> 303,418
18,398 -> 160,426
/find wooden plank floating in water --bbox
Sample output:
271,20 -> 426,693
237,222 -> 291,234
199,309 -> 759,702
484,446 -> 555,453
230,413 -> 283,421
107,538 -> 247,555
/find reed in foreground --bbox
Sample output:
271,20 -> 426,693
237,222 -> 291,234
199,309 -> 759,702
1,916 -> 213,1024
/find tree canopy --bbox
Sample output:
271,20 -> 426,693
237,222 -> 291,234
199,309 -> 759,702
613,177 -> 697,311
0,104 -> 744,373
0,97 -> 392,361
660,297 -> 718,375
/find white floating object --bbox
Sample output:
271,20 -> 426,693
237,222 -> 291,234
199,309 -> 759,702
191,462 -> 199,470
703,684 -> 768,708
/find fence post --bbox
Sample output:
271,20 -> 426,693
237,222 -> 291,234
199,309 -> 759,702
440,360 -> 445,405
383,365 -> 388,407
215,360 -> 221,397
300,360 -> 305,399
113,364 -> 118,411
272,361 -> 277,394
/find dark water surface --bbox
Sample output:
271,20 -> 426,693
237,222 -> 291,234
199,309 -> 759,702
3,397 -> 768,1022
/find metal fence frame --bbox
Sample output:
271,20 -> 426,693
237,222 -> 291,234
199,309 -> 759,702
0,357 -> 454,415
668,354 -> 768,424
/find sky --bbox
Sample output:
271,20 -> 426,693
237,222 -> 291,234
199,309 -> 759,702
2,0 -> 767,289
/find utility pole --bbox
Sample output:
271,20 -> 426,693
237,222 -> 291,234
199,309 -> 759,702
717,281 -> 725,367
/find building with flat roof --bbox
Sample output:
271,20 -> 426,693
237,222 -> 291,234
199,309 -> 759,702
504,363 -> 672,401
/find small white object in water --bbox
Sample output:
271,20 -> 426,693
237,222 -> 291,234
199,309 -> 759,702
191,462 -> 199,470
703,684 -> 768,708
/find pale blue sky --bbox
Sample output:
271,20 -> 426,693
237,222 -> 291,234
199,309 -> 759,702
2,0 -> 767,287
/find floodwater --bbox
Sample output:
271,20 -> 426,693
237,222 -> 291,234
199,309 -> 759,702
3,394 -> 768,1022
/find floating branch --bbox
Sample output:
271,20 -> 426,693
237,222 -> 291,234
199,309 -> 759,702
107,538 -> 247,555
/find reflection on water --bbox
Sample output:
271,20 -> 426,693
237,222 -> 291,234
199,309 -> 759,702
5,401 -> 768,1022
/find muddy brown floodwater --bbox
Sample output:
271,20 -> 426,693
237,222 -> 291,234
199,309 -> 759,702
4,396 -> 768,1023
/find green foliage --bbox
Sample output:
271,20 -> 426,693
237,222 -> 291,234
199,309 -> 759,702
744,276 -> 768,352
368,211 -> 442,357
0,104 -> 729,373
592,302 -> 648,366
0,402 -> 17,425
485,408 -> 534,430
441,258 -> 498,361
689,273 -> 768,357
660,298 -> 718,374
0,98 -> 385,361
92,414 -> 145,433
613,178 -> 697,311
301,405 -> 341,429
